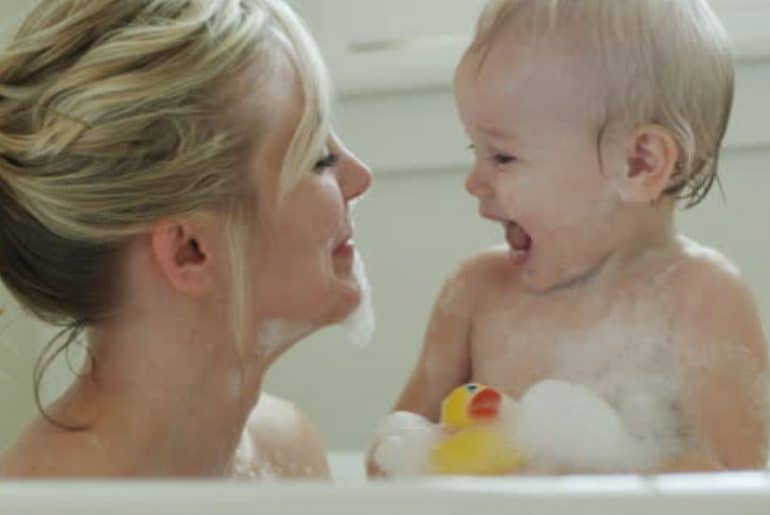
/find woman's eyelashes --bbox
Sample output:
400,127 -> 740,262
313,152 -> 339,173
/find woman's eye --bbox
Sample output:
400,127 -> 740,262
313,153 -> 339,172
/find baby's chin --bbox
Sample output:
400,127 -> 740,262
519,253 -> 606,294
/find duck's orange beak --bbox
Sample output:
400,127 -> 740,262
467,387 -> 502,421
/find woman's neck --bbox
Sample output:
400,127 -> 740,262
46,294 -> 276,476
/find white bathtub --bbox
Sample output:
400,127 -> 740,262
1,453 -> 769,515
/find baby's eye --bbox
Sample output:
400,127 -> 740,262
491,153 -> 517,166
466,144 -> 517,168
313,152 -> 339,173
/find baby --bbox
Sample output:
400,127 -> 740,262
372,0 -> 768,475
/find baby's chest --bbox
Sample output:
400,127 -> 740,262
471,295 -> 683,402
472,298 -> 689,447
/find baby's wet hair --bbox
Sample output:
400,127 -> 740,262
471,0 -> 734,207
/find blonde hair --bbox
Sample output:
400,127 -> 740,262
0,0 -> 331,420
471,0 -> 734,207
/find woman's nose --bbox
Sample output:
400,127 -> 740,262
339,154 -> 372,202
465,165 -> 493,199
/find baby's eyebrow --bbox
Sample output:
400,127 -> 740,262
480,125 -> 516,141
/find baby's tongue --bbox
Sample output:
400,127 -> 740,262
506,222 -> 532,252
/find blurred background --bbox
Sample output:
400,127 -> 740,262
1,0 -> 769,453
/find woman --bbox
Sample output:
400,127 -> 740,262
0,0 -> 371,477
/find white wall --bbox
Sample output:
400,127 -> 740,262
0,1 -> 34,41
0,1 -> 769,456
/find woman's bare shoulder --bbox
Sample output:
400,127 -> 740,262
0,422 -> 111,477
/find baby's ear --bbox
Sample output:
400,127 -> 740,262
150,214 -> 223,297
615,124 -> 680,203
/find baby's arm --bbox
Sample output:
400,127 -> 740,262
392,272 -> 474,421
367,264 -> 477,476
669,264 -> 769,472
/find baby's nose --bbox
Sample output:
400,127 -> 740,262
465,167 -> 493,199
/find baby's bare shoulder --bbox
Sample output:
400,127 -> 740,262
448,245 -> 520,298
667,238 -> 765,354
669,238 -> 747,301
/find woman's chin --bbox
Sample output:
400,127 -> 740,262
335,252 -> 370,315
293,251 -> 374,340
325,281 -> 363,324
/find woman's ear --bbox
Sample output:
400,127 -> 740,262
150,215 -> 222,296
614,124 -> 680,203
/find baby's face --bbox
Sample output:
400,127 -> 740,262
455,31 -> 628,292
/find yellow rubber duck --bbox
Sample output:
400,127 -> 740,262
428,383 -> 525,475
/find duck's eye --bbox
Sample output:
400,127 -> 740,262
466,384 -> 478,392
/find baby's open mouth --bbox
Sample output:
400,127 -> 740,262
505,221 -> 532,263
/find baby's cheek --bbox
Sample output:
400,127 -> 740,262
503,169 -> 562,209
